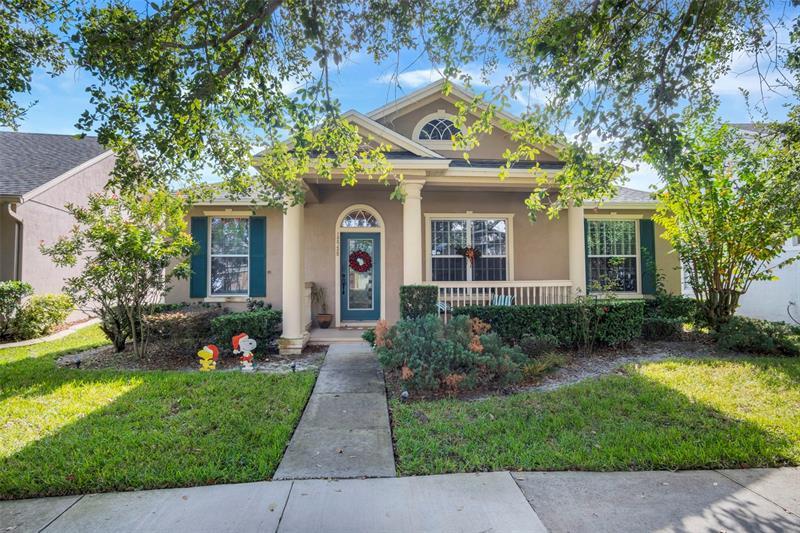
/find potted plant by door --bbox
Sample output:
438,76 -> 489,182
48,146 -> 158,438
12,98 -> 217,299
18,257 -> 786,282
310,285 -> 333,329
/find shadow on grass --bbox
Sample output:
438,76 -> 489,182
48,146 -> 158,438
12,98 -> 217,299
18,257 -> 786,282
0,336 -> 316,500
391,360 -> 800,475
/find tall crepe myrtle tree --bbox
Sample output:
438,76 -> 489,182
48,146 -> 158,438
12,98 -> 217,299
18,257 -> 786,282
648,114 -> 800,330
42,187 -> 194,357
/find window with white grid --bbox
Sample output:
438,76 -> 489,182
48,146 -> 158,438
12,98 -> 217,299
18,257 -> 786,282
430,218 -> 508,281
586,219 -> 638,292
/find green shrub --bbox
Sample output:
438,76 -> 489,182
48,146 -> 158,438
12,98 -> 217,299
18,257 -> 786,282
211,309 -> 282,354
399,285 -> 439,319
12,294 -> 73,340
716,316 -> 800,356
642,317 -> 683,340
519,334 -> 560,357
0,281 -> 33,338
362,328 -> 376,346
453,301 -> 644,348
145,306 -> 225,342
645,293 -> 697,321
376,314 -> 526,391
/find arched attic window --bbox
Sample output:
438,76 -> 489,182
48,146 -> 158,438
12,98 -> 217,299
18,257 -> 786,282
341,209 -> 379,228
418,117 -> 460,141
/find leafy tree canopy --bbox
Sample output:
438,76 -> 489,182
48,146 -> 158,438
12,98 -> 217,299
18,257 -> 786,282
0,0 -> 67,127
3,0 -> 797,215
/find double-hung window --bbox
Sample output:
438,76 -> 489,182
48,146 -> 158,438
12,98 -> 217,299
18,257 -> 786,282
209,217 -> 250,296
585,219 -> 639,292
430,217 -> 508,281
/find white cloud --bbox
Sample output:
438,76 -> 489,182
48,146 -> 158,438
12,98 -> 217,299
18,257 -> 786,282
376,68 -> 444,89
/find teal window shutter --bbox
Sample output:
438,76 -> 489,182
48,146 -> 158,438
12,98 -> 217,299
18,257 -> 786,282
249,217 -> 267,297
190,217 -> 208,298
640,219 -> 657,295
583,219 -> 590,292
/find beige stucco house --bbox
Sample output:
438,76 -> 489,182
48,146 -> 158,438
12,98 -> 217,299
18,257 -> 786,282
166,81 -> 680,354
0,132 -> 114,315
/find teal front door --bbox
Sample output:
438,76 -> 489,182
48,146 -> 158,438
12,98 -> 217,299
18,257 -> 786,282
340,232 -> 381,321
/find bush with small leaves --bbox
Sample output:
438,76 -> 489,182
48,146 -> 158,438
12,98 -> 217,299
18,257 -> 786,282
0,281 -> 33,339
519,334 -> 560,358
716,316 -> 799,356
12,294 -> 73,340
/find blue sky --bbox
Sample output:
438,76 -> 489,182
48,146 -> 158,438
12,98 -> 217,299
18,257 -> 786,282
12,26 -> 797,191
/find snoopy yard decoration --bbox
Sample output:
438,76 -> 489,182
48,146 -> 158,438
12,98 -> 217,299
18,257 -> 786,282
232,333 -> 257,372
197,345 -> 219,371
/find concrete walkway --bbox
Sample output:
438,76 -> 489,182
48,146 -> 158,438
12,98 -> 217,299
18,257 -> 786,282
2,468 -> 797,532
273,342 -> 395,480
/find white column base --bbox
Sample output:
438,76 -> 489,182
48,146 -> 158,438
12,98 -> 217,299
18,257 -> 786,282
279,332 -> 310,356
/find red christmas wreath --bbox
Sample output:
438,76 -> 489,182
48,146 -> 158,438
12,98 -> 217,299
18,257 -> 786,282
348,250 -> 373,273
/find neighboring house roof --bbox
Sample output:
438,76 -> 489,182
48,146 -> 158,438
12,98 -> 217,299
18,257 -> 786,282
0,132 -> 110,198
611,186 -> 654,203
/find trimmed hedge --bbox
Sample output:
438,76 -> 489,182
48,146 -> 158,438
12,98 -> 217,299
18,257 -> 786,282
211,309 -> 282,354
400,285 -> 439,319
453,301 -> 645,347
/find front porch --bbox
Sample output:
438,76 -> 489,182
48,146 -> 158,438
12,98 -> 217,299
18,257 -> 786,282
278,179 -> 589,355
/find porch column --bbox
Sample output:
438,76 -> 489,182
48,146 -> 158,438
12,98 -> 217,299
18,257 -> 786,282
568,205 -> 586,299
279,200 -> 309,355
402,180 -> 425,285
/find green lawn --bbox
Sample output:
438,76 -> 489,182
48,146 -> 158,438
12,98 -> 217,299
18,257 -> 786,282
0,326 -> 315,500
391,357 -> 800,475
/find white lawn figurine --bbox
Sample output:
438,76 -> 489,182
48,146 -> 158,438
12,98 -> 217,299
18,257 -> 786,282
232,333 -> 256,372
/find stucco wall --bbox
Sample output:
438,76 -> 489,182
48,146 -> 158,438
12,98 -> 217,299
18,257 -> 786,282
166,189 -> 681,327
165,206 -> 284,312
375,95 -> 562,163
16,154 -> 115,297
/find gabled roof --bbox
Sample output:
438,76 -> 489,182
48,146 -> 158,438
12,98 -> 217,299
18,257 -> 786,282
341,110 -> 444,159
367,79 -> 519,125
0,132 -> 111,198
367,79 -> 562,161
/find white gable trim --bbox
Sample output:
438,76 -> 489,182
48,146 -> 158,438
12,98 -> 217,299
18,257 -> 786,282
367,79 -> 520,125
367,80 -> 561,160
342,110 -> 444,159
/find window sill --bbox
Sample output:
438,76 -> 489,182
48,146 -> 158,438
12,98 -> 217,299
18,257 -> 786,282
203,296 -> 248,303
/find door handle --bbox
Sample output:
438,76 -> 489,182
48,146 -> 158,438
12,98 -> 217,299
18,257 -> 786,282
341,272 -> 345,295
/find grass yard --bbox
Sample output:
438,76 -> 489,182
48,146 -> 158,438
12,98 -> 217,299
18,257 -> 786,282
391,356 -> 800,475
0,326 -> 316,500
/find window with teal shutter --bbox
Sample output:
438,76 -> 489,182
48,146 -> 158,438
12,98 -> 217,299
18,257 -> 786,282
190,217 -> 208,298
249,217 -> 267,297
639,219 -> 657,295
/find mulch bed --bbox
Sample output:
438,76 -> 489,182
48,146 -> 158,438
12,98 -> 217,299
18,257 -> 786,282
57,340 -> 327,373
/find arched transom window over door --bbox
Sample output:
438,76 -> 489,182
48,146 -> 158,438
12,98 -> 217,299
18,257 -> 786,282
418,118 -> 460,141
341,209 -> 380,228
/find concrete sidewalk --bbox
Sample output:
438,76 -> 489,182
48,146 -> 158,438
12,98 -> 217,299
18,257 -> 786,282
2,468 -> 797,532
273,342 -> 395,480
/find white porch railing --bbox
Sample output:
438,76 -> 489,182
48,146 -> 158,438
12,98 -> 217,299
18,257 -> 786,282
435,280 -> 573,319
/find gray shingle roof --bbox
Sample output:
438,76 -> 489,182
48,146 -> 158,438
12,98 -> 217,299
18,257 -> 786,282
0,132 -> 108,197
610,186 -> 655,203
